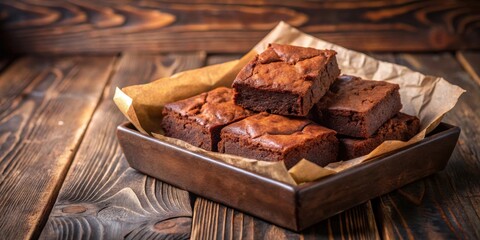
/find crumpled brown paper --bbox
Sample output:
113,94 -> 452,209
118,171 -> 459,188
114,22 -> 464,186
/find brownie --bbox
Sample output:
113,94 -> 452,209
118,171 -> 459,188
161,87 -> 253,151
218,113 -> 338,169
312,75 -> 402,138
232,43 -> 340,116
339,113 -> 420,160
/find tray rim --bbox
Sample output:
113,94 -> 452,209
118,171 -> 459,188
117,121 -> 460,190
118,122 -> 297,191
298,122 -> 459,190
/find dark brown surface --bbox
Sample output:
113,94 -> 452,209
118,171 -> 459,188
39,53 -> 205,239
370,52 -> 480,239
233,44 -> 339,116
219,113 -> 338,168
162,87 -> 253,151
117,121 -> 459,231
191,198 -> 380,239
0,58 -> 12,72
119,122 -> 299,230
339,112 -> 420,160
457,51 -> 480,86
1,1 -> 480,54
0,51 -> 478,238
0,55 -> 116,239
313,75 -> 402,138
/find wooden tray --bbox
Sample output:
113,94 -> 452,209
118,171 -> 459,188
117,122 -> 460,231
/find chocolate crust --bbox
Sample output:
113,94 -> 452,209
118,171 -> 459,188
233,43 -> 340,116
218,113 -> 338,168
313,75 -> 402,138
161,87 -> 253,151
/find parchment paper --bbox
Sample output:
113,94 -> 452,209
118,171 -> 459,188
114,22 -> 464,186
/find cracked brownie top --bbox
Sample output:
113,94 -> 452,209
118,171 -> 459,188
233,43 -> 338,94
163,87 -> 253,128
221,112 -> 336,151
317,75 -> 401,113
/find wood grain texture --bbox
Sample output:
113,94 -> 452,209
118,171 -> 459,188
457,51 -> 480,86
206,54 -> 242,66
191,198 -> 379,239
371,52 -> 480,239
0,55 -> 116,239
1,0 -> 479,54
40,52 -> 206,239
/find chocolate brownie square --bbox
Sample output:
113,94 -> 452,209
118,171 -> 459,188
233,43 -> 340,116
218,113 -> 338,169
162,87 -> 253,151
339,113 -> 420,160
312,75 -> 402,138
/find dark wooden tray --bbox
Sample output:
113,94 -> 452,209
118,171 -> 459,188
117,122 -> 460,231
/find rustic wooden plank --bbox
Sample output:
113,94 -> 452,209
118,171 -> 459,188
0,57 -> 43,114
40,52 -> 206,239
0,55 -> 116,239
457,51 -> 480,86
370,53 -> 480,239
191,198 -> 379,239
1,0 -> 479,54
207,54 -> 242,66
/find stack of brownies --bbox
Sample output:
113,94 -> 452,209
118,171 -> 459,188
161,43 -> 420,169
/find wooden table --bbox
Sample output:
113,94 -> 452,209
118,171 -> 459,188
0,51 -> 478,239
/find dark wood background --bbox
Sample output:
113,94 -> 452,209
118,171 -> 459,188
1,0 -> 480,54
0,1 -> 480,239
